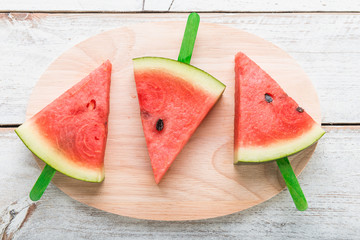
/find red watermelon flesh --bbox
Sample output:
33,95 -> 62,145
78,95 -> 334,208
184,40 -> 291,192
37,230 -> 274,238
234,52 -> 325,163
15,60 -> 112,182
133,57 -> 225,183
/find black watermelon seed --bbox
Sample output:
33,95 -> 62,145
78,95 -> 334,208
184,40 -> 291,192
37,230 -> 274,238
296,107 -> 304,113
156,119 -> 164,131
265,93 -> 273,103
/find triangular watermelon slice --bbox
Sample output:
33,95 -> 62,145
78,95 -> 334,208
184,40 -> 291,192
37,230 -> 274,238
234,52 -> 325,163
15,60 -> 112,182
133,57 -> 225,183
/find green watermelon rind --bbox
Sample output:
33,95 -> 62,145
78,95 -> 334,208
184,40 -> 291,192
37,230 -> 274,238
133,57 -> 226,96
15,122 -> 104,182
234,124 -> 325,163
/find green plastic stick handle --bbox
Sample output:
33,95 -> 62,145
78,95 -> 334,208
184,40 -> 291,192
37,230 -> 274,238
29,164 -> 56,201
178,12 -> 307,211
276,157 -> 308,211
178,12 -> 200,64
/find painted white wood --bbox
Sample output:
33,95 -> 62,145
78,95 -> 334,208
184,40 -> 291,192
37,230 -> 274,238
0,2 -> 358,236
144,0 -> 173,11
0,0 -> 143,12
1,126 -> 359,238
0,13 -> 359,124
168,0 -> 360,12
2,0 -> 360,12
0,196 -> 35,239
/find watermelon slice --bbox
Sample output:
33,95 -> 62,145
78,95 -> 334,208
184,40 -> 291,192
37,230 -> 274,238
133,57 -> 225,183
234,52 -> 325,163
15,61 -> 112,182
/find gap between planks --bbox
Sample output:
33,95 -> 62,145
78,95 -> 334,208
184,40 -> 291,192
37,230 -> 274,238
2,125 -> 360,131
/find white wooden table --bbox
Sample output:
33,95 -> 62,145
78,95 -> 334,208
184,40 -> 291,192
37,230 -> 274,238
1,1 -> 360,239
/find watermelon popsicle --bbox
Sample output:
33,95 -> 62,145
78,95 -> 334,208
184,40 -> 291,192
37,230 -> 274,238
133,13 -> 226,183
234,52 -> 325,210
16,61 -> 112,201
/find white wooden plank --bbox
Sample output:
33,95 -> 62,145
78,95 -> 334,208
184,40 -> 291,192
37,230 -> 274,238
0,126 -> 359,239
145,0 -> 360,12
1,0 -> 143,12
0,13 -> 359,124
144,0 -> 173,11
2,0 -> 360,12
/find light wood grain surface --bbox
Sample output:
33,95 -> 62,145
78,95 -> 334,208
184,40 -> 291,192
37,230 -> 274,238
0,1 -> 359,239
25,21 -> 321,220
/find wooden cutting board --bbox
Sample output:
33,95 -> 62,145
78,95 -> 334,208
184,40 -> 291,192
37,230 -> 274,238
26,21 -> 322,221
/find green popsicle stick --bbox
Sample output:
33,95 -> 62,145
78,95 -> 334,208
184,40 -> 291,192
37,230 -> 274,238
178,12 -> 200,64
29,164 -> 56,201
178,12 -> 307,211
277,157 -> 308,211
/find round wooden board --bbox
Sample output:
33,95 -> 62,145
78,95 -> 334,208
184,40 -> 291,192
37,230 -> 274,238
26,21 -> 322,221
